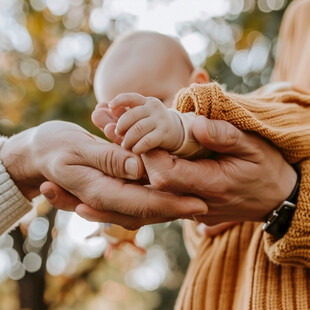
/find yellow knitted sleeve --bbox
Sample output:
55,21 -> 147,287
174,82 -> 310,266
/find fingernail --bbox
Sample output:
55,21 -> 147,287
42,189 -> 56,200
125,158 -> 139,178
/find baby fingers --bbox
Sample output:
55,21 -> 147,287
104,123 -> 123,144
92,106 -> 117,130
116,105 -> 150,136
131,130 -> 163,154
109,93 -> 147,109
121,118 -> 155,151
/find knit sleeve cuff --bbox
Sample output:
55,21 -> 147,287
0,137 -> 32,235
263,159 -> 310,267
174,82 -> 310,266
170,110 -> 206,158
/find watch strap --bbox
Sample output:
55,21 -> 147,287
262,172 -> 300,238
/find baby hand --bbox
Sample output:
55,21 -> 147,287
109,93 -> 184,154
91,101 -> 127,144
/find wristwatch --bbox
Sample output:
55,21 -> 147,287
262,172 -> 300,239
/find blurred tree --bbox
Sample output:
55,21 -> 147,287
0,0 -> 293,309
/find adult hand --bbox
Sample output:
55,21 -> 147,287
141,116 -> 297,226
0,121 -> 207,230
0,121 -> 144,200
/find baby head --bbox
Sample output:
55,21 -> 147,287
94,31 -> 209,107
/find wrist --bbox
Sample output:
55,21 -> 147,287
0,128 -> 44,200
262,170 -> 300,238
260,163 -> 297,221
275,164 -> 298,209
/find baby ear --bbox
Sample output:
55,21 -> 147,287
189,68 -> 209,84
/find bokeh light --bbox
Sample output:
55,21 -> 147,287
30,0 -> 46,11
23,252 -> 42,273
125,245 -> 169,291
46,0 -> 70,16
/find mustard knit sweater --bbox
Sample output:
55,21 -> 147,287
175,1 -> 310,309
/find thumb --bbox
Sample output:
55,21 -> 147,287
40,181 -> 81,211
78,141 -> 145,180
192,116 -> 258,158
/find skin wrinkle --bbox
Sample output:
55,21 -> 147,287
78,143 -> 113,177
148,162 -> 175,192
111,147 -> 120,177
140,189 -> 160,218
113,94 -> 185,153
126,120 -> 156,150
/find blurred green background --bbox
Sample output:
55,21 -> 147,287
0,0 -> 292,309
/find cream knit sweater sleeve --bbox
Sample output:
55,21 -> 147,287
169,110 -> 205,158
0,137 -> 32,235
174,82 -> 310,266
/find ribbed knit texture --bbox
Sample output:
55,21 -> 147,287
0,137 -> 32,235
174,1 -> 310,306
174,82 -> 310,309
175,81 -> 310,257
175,0 -> 310,310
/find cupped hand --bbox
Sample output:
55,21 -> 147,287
0,120 -> 144,199
13,121 -> 207,230
141,116 -> 297,226
40,180 -> 208,230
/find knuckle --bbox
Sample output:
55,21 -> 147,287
214,182 -> 229,197
51,148 -> 74,175
252,137 -> 269,161
102,146 -> 124,177
132,121 -> 145,136
126,110 -> 139,125
224,125 -> 239,147
141,136 -> 152,148
149,170 -> 170,191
